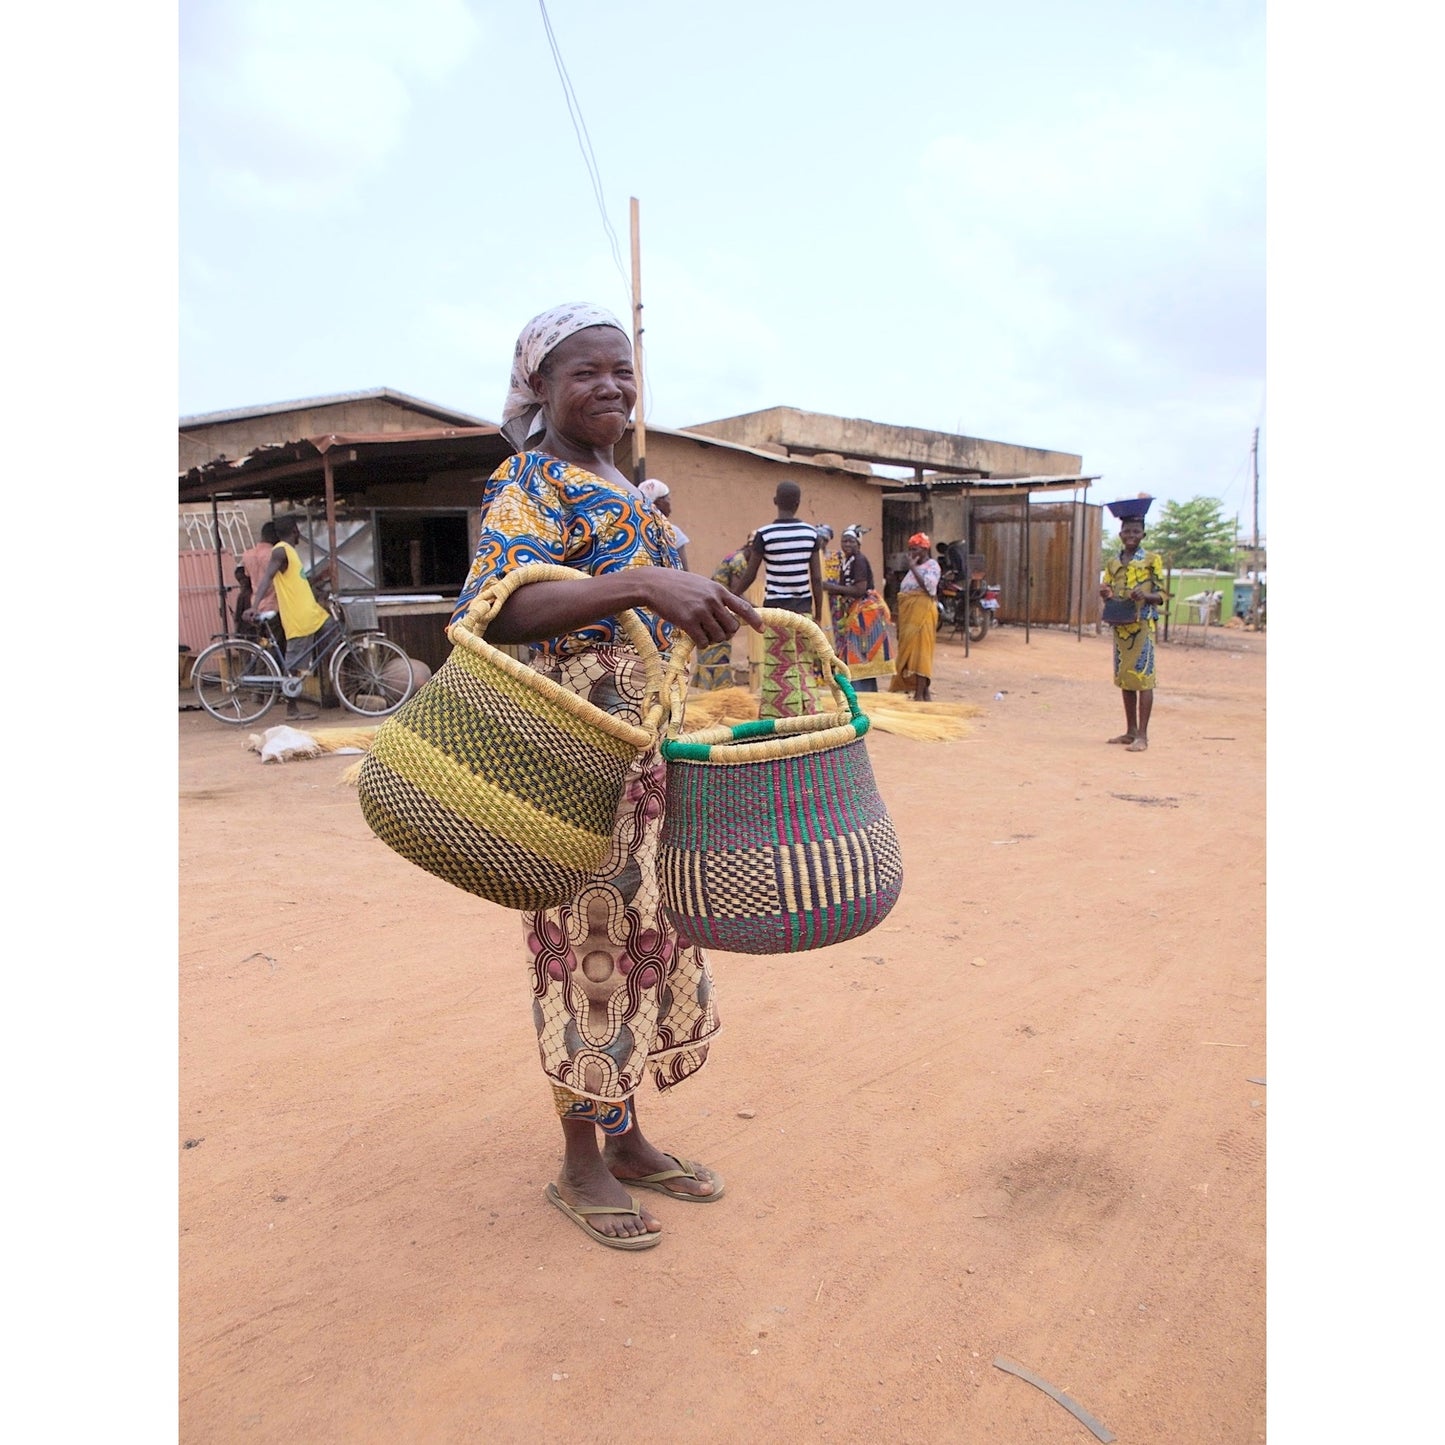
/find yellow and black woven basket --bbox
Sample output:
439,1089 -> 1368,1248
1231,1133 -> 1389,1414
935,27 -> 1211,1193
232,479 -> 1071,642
355,563 -> 665,909
658,611 -> 903,954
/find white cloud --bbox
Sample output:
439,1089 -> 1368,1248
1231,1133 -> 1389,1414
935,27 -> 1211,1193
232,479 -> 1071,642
181,0 -> 482,212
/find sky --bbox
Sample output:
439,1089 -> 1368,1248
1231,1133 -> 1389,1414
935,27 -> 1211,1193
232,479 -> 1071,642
178,0 -> 1266,534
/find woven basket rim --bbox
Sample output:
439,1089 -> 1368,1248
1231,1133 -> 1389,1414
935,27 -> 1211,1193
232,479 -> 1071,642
447,562 -> 665,748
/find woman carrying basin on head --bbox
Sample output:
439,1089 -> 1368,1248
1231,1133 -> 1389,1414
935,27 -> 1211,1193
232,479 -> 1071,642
449,303 -> 762,1249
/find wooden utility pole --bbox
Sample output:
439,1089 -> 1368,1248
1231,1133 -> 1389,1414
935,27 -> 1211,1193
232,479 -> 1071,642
629,197 -> 647,488
1248,427 -> 1260,629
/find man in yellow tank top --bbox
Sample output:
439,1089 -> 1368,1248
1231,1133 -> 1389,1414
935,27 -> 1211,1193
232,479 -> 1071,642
244,514 -> 342,717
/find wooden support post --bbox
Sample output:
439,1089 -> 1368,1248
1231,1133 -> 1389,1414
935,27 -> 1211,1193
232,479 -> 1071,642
323,451 -> 339,593
630,197 -> 647,488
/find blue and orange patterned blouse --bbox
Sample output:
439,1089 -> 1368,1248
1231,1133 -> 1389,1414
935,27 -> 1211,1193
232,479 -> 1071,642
450,451 -> 682,658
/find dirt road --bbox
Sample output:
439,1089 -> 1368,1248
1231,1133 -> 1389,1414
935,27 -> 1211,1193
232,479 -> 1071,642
179,621 -> 1265,1443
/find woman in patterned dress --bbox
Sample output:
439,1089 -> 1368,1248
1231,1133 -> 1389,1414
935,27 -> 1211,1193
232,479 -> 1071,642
820,525 -> 893,692
450,304 -> 761,1248
888,532 -> 941,701
1098,497 -> 1165,752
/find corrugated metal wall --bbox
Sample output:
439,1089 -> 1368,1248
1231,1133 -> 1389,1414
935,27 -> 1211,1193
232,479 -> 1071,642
180,549 -> 240,654
883,497 -> 1103,627
972,500 -> 1102,627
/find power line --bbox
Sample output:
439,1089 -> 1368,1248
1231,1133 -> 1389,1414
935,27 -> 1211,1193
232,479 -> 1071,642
537,1 -> 631,303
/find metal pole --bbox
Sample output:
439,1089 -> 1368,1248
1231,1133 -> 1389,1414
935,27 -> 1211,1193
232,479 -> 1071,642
323,451 -> 339,593
211,491 -> 229,637
1065,488 -> 1078,640
1023,492 -> 1031,644
962,486 -> 971,659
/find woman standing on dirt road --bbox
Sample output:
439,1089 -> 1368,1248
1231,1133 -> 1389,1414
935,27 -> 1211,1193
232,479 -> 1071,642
889,531 -> 940,701
1099,496 -> 1166,752
448,303 -> 761,1250
821,524 -> 893,693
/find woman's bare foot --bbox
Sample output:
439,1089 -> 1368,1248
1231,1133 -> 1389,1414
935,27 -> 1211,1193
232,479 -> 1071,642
1108,733 -> 1136,744
1127,735 -> 1149,751
605,1126 -> 721,1200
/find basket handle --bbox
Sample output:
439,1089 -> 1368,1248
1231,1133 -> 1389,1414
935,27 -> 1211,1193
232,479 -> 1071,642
663,606 -> 861,737
448,562 -> 670,737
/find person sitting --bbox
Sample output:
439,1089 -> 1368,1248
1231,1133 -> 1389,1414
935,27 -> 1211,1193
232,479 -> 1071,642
694,534 -> 754,690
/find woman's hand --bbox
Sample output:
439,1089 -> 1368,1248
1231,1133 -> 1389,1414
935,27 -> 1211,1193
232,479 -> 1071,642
641,569 -> 763,647
486,570 -> 762,647
1099,584 -> 1114,600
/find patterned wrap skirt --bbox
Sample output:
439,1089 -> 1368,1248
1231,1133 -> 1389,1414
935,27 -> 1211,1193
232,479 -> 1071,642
833,591 -> 894,682
1112,618 -> 1157,690
889,589 -> 939,690
521,646 -> 720,1133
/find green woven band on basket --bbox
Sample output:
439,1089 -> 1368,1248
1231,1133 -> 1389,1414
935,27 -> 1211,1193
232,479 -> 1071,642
726,718 -> 780,741
661,739 -> 715,762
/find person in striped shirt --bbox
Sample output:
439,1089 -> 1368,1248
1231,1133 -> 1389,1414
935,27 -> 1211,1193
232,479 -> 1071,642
729,482 -> 827,716
729,481 -> 823,621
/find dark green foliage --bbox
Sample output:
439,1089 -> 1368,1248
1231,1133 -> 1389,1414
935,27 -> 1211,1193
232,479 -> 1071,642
1144,497 -> 1236,569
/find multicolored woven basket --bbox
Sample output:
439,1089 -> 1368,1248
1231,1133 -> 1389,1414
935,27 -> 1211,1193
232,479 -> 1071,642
355,563 -> 665,909
658,611 -> 903,953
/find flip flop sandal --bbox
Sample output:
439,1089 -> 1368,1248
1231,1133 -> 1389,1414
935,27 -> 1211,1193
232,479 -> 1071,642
623,1155 -> 726,1203
543,1182 -> 661,1250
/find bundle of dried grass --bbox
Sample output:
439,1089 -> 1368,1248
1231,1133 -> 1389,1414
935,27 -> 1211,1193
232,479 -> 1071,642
678,686 -> 761,730
681,684 -> 976,741
858,695 -> 975,741
309,725 -> 381,753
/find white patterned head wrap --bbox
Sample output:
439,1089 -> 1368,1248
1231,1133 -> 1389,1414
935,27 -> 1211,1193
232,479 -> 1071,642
637,479 -> 670,503
500,302 -> 629,451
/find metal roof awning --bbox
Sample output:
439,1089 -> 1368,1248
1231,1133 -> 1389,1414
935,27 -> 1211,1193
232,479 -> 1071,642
177,426 -> 509,504
879,473 -> 1101,499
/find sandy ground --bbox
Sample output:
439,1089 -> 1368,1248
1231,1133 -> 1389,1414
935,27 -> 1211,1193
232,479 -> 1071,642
179,620 -> 1265,1444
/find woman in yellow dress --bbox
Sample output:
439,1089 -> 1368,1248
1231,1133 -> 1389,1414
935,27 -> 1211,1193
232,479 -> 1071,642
1098,496 -> 1165,752
888,531 -> 940,701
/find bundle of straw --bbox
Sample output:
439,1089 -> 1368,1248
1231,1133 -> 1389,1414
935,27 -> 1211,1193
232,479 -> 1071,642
681,686 -> 978,741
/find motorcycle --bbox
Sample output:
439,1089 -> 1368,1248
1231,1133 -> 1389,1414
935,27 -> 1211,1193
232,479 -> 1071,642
937,553 -> 1000,642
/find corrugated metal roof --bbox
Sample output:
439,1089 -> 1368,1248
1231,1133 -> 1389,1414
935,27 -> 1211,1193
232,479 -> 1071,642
179,388 -> 493,430
880,473 -> 1101,497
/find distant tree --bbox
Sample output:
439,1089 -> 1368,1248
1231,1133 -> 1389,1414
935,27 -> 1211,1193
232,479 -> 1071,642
1099,527 -> 1119,578
1146,497 -> 1235,569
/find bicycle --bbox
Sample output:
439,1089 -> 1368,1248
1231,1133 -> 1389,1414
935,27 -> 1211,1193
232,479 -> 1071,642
190,597 -> 417,726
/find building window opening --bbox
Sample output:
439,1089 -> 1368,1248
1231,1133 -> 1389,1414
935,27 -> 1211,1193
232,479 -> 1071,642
377,513 -> 470,592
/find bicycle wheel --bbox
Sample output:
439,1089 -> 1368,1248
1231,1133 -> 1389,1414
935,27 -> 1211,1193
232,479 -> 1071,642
330,634 -> 416,716
192,640 -> 282,725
